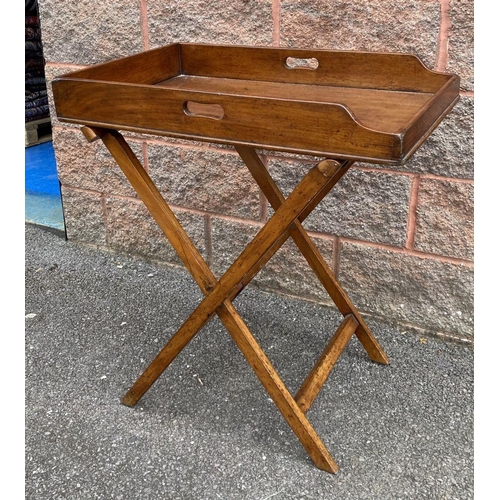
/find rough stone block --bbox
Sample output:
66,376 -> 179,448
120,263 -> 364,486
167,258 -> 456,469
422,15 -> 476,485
415,178 -> 474,261
147,144 -> 261,220
268,158 -> 412,246
255,238 -> 334,303
52,127 -> 141,198
210,216 -> 334,303
37,0 -> 143,65
147,0 -> 274,48
61,187 -> 107,245
448,0 -> 474,91
105,197 -> 207,265
280,0 -> 441,69
210,217 -> 261,276
338,242 -> 474,339
403,96 -> 474,179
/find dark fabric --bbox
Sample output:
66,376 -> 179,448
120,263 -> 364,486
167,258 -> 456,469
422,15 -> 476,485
25,96 -> 48,109
26,105 -> 50,122
25,15 -> 39,26
26,76 -> 45,87
26,26 -> 42,41
25,59 -> 44,71
25,40 -> 43,52
25,69 -> 45,79
25,0 -> 37,14
26,84 -> 47,92
25,2 -> 50,123
26,89 -> 47,100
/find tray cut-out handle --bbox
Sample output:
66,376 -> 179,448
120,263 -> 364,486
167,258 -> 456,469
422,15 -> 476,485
183,101 -> 224,120
284,56 -> 319,70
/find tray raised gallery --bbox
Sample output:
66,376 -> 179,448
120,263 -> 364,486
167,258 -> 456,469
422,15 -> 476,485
53,43 -> 460,165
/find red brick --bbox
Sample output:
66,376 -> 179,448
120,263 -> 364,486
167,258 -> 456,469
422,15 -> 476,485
267,158 -> 412,246
210,216 -> 334,303
405,96 -> 474,180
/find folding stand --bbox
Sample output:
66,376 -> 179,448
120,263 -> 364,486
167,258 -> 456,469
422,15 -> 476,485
81,125 -> 389,473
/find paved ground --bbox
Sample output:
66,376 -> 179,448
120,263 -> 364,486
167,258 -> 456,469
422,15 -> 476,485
25,223 -> 473,499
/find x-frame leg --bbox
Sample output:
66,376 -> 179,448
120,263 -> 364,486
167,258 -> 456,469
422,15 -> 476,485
82,126 -> 389,473
235,146 -> 390,411
236,146 -> 389,364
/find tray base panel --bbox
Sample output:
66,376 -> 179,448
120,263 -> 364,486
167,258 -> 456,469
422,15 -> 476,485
157,75 -> 434,134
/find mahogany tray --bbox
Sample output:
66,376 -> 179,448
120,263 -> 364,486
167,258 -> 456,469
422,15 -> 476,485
52,43 -> 460,165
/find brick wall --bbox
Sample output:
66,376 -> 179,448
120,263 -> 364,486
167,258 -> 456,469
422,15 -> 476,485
38,0 -> 474,343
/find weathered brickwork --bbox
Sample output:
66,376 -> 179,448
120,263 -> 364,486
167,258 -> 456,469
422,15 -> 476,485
338,242 -> 474,340
415,178 -> 474,261
38,0 -> 143,65
38,1 -> 474,342
280,0 -> 441,68
60,187 -> 106,246
105,197 -> 207,265
403,96 -> 474,180
267,158 -> 413,247
448,0 -> 474,92
147,144 -> 261,220
52,127 -> 141,199
210,216 -> 333,302
148,0 -> 274,48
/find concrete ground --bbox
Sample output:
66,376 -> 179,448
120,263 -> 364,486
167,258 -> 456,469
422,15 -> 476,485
25,223 -> 473,499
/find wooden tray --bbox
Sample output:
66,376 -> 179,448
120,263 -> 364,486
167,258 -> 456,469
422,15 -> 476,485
52,43 -> 460,165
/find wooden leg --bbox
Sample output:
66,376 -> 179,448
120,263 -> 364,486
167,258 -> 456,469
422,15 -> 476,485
235,146 -> 390,365
119,155 -> 344,405
219,301 -> 339,473
295,314 -> 358,413
84,127 -> 342,472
